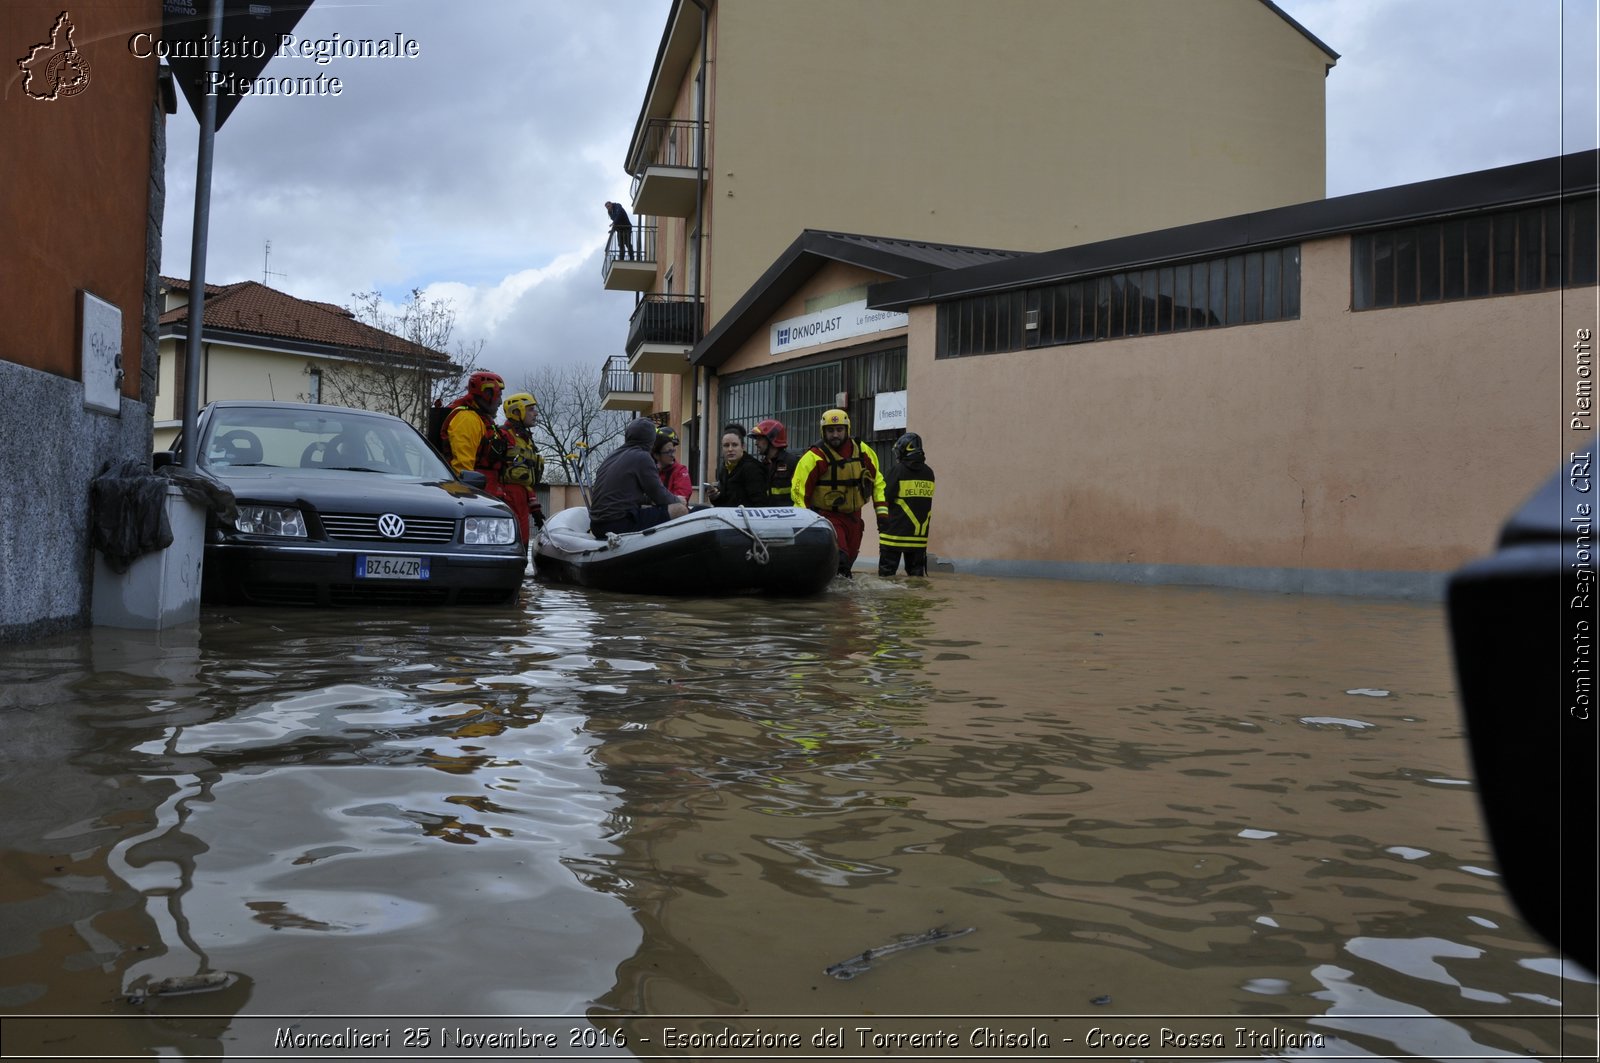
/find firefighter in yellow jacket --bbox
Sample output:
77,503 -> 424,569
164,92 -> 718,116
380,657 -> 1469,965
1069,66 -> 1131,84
791,409 -> 886,579
878,431 -> 935,576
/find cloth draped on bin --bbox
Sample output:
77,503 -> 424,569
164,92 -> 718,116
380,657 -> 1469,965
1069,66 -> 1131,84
90,460 -> 236,573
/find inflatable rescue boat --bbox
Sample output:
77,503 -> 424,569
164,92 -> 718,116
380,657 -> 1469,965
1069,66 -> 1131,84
533,505 -> 839,596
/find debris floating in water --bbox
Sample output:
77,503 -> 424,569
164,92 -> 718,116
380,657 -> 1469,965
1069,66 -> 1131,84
128,972 -> 231,1004
1345,688 -> 1391,697
825,926 -> 975,980
1299,716 -> 1376,730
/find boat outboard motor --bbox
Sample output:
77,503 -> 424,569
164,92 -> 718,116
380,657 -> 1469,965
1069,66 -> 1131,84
1446,463 -> 1597,973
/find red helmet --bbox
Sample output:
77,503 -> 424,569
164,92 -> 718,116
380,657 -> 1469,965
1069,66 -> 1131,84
467,371 -> 505,402
751,418 -> 788,449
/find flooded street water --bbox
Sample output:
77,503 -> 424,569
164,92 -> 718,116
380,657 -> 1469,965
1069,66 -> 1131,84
1,574 -> 1594,1060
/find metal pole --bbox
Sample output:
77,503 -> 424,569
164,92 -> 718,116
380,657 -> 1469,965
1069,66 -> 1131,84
180,0 -> 224,469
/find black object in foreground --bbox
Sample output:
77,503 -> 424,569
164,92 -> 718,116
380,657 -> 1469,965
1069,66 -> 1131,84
1447,465 -> 1597,973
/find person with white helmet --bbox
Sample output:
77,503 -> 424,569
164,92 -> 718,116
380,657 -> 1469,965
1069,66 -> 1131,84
791,408 -> 887,578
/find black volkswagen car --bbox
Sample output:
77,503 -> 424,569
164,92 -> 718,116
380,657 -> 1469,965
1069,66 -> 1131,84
159,400 -> 525,606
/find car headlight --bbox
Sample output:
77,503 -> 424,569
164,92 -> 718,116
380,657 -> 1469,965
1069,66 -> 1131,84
234,505 -> 307,537
464,516 -> 517,545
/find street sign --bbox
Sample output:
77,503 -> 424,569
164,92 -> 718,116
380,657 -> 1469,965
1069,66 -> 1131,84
162,0 -> 314,130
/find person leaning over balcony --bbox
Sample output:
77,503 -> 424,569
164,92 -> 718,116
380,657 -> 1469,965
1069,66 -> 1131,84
748,418 -> 794,502
706,423 -> 768,508
605,201 -> 633,260
877,432 -> 935,577
653,426 -> 692,504
588,417 -> 688,537
791,408 -> 887,579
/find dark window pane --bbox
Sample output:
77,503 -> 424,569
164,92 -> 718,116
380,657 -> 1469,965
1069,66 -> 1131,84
1243,251 -> 1263,322
1493,214 -> 1516,294
1282,246 -> 1300,318
1112,275 -> 1131,338
1096,277 -> 1112,338
1571,196 -> 1598,286
1373,231 -> 1395,307
1157,267 -> 1174,332
1545,205 -> 1564,288
1351,234 -> 1374,310
1419,224 -> 1442,302
1225,255 -> 1244,324
1263,248 -> 1282,319
1208,259 -> 1227,326
1466,217 -> 1492,296
1173,264 -> 1191,330
1068,281 -> 1086,342
1395,228 -> 1418,305
1518,208 -> 1542,291
1139,270 -> 1158,334
1443,221 -> 1466,299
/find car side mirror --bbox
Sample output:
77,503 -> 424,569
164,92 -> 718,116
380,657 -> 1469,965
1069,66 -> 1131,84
459,470 -> 488,489
153,450 -> 178,469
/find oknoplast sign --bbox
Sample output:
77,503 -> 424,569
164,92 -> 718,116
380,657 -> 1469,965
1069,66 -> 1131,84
770,299 -> 908,356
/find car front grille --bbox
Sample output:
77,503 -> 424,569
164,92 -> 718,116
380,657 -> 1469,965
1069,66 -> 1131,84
320,513 -> 456,544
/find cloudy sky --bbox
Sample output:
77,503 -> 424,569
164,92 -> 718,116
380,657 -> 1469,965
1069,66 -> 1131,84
155,0 -> 1598,387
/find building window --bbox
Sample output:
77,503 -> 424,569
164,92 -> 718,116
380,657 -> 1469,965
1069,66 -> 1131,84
936,246 -> 1302,359
720,346 -> 907,452
1351,196 -> 1597,311
306,366 -> 321,404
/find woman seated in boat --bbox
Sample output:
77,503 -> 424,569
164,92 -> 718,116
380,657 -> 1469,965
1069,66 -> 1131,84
706,424 -> 768,508
588,417 -> 689,537
652,426 -> 693,504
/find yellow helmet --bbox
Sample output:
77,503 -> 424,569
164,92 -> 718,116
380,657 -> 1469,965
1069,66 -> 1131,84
503,392 -> 537,423
820,408 -> 850,431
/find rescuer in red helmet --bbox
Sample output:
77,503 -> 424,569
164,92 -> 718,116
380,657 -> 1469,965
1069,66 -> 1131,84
748,418 -> 794,502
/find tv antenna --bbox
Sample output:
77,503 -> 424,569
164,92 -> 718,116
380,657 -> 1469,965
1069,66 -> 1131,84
263,240 -> 287,285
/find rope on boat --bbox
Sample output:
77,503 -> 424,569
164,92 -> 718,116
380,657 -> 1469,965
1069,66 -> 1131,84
719,509 -> 770,565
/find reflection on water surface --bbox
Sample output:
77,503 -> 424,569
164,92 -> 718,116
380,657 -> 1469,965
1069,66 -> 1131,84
0,575 -> 1593,1059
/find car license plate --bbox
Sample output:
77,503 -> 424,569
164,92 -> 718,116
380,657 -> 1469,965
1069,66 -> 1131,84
356,555 -> 429,580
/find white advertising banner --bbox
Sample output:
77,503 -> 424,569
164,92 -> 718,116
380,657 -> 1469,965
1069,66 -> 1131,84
769,299 -> 908,356
874,390 -> 907,432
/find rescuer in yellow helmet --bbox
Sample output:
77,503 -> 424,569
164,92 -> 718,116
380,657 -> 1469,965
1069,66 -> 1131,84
790,408 -> 887,578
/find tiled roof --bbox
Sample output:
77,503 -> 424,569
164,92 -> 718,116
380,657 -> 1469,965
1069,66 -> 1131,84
157,276 -> 451,365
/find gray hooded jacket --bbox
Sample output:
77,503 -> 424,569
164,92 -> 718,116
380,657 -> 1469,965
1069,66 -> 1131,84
587,417 -> 681,523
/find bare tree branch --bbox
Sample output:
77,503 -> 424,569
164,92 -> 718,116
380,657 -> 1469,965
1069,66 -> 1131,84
314,289 -> 484,428
521,362 -> 631,485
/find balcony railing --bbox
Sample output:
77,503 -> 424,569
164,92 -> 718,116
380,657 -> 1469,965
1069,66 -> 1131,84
628,118 -> 705,216
630,118 -> 702,175
599,356 -> 654,399
626,293 -> 703,354
602,223 -> 658,272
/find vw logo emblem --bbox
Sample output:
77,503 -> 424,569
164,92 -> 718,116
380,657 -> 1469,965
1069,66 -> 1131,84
377,513 -> 406,539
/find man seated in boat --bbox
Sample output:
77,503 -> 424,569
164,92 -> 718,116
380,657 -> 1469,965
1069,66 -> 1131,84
588,417 -> 689,537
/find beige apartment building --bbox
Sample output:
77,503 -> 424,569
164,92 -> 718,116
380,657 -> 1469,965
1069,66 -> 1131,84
601,0 -> 1338,474
700,151 -> 1598,596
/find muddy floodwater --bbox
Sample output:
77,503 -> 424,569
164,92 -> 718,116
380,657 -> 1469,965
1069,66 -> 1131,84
0,574 -> 1594,1061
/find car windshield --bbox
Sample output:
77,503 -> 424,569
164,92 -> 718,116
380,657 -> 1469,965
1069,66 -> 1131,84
200,406 -> 452,479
